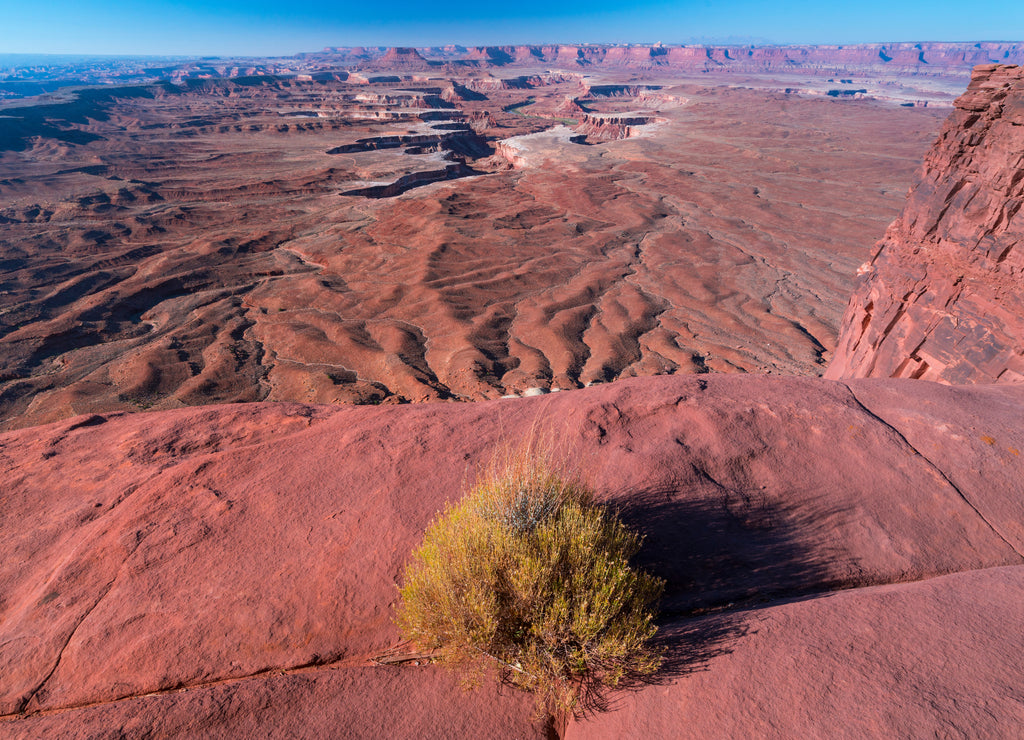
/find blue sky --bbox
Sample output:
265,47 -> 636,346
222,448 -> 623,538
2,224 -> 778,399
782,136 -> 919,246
1,0 -> 1021,56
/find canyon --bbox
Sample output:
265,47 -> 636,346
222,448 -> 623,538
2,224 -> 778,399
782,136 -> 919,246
0,48 -> 1022,738
0,48 -> 963,429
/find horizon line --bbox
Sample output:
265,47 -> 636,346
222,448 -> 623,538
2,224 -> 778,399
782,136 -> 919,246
2,39 -> 1022,61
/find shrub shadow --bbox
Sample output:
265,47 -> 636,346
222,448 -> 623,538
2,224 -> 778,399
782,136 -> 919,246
572,485 -> 854,717
619,487 -> 852,616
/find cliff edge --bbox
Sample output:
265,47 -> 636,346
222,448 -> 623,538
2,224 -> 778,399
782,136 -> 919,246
827,64 -> 1024,383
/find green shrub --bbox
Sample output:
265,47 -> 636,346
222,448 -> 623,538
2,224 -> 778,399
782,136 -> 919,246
397,443 -> 664,714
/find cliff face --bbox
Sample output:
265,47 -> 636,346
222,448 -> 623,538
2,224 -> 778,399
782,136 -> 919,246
572,113 -> 659,140
337,42 -> 1024,75
827,65 -> 1024,384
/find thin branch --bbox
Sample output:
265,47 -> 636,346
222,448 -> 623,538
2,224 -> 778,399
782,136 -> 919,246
473,646 -> 532,676
371,649 -> 445,665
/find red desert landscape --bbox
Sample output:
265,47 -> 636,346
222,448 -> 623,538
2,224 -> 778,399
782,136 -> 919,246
1,43 -> 1022,738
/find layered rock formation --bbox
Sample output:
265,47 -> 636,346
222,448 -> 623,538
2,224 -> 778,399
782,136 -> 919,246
572,113 -> 660,140
827,65 -> 1024,383
378,47 -> 430,68
2,375 -> 1023,737
335,42 -> 1024,76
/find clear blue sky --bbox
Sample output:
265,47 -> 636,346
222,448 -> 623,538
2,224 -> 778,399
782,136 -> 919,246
1,0 -> 1021,56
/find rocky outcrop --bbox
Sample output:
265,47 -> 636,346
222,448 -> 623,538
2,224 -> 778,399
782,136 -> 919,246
440,82 -> 487,103
461,74 -> 541,92
2,375 -> 1023,736
377,47 -> 430,68
827,65 -> 1024,383
491,138 -> 530,169
556,96 -> 587,117
573,113 -> 659,140
583,84 -> 653,97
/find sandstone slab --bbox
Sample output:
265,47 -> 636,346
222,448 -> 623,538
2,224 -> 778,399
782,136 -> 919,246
566,565 -> 1024,739
1,375 -> 1022,734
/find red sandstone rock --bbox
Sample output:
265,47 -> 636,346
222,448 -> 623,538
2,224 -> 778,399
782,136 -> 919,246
377,47 -> 429,68
566,566 -> 1024,739
1,375 -> 1022,735
4,666 -> 545,739
827,65 -> 1024,383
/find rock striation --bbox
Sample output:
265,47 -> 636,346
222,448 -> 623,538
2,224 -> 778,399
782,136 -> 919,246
827,65 -> 1024,383
324,43 -> 1024,76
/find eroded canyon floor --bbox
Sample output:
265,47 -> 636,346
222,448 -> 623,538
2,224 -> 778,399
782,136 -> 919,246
0,68 -> 947,428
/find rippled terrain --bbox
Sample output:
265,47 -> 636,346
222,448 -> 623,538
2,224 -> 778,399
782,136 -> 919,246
0,68 -> 946,428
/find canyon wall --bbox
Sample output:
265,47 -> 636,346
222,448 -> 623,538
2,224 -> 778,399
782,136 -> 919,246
827,65 -> 1024,383
339,42 -> 1024,75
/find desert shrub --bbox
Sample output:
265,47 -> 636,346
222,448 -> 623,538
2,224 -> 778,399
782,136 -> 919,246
397,443 -> 664,714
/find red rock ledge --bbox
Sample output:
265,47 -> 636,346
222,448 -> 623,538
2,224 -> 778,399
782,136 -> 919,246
2,374 -> 1022,737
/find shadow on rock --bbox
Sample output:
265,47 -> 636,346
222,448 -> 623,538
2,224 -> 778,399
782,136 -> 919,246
572,609 -> 748,719
571,487 -> 853,717
618,486 -> 852,617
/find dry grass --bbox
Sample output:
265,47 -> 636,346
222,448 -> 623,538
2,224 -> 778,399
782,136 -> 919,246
397,439 -> 664,714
